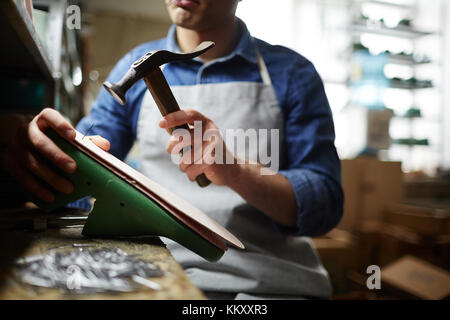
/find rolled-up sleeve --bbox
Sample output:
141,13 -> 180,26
275,59 -> 343,237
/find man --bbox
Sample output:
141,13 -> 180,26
4,0 -> 343,299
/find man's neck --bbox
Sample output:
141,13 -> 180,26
176,17 -> 239,62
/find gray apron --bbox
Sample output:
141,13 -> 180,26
136,50 -> 332,299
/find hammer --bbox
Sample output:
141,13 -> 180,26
103,41 -> 215,187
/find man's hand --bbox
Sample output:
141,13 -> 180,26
159,108 -> 298,228
3,108 -> 110,203
159,109 -> 239,186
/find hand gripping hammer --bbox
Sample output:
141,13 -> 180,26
103,41 -> 215,187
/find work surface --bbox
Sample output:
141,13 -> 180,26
0,227 -> 205,299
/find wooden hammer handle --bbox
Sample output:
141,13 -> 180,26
143,68 -> 211,188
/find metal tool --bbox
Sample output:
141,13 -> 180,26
0,207 -> 88,231
103,41 -> 215,188
82,123 -> 95,140
16,247 -> 163,293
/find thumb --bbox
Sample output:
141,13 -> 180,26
88,135 -> 111,151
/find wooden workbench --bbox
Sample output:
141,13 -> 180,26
0,227 -> 205,299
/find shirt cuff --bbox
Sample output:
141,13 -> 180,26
276,168 -> 337,237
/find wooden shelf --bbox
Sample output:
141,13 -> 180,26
0,0 -> 53,80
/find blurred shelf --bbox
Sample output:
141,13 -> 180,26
347,0 -> 446,173
345,79 -> 434,90
389,79 -> 433,90
0,0 -> 84,123
352,22 -> 433,39
350,42 -> 433,66
356,0 -> 415,9
392,113 -> 442,122
392,117 -> 442,124
387,53 -> 431,65
323,78 -> 347,85
0,0 -> 53,80
395,108 -> 421,119
390,143 -> 442,153
350,49 -> 432,66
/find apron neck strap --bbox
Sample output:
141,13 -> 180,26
255,48 -> 272,86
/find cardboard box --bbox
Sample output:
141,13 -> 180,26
405,178 -> 450,199
382,255 -> 450,300
313,229 -> 356,261
353,221 -> 383,273
377,223 -> 450,269
346,220 -> 450,272
313,229 -> 357,293
384,203 -> 450,236
339,157 -> 403,233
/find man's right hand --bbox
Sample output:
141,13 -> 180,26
3,108 -> 110,203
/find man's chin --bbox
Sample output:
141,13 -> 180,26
173,17 -> 205,31
170,9 -> 197,27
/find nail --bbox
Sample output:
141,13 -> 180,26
169,135 -> 179,142
64,161 -> 76,173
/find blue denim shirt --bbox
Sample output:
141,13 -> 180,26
71,20 -> 343,237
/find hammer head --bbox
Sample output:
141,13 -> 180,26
103,41 -> 215,105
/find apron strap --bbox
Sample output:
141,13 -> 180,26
256,48 -> 272,86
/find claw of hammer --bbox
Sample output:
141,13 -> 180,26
103,41 -> 214,105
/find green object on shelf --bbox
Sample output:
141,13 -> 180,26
403,108 -> 421,118
390,77 -> 433,89
393,138 -> 429,146
398,51 -> 411,57
33,129 -> 225,262
398,18 -> 412,27
352,42 -> 368,52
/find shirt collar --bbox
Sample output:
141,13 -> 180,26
166,18 -> 258,64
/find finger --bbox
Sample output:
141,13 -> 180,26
88,135 -> 111,151
179,144 -> 204,172
185,163 -> 208,182
27,123 -> 77,174
179,150 -> 193,172
24,150 -> 74,194
166,132 -> 192,154
35,108 -> 76,141
10,142 -> 73,194
159,109 -> 208,128
4,153 -> 54,203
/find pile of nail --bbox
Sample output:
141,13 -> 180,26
15,247 -> 163,293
